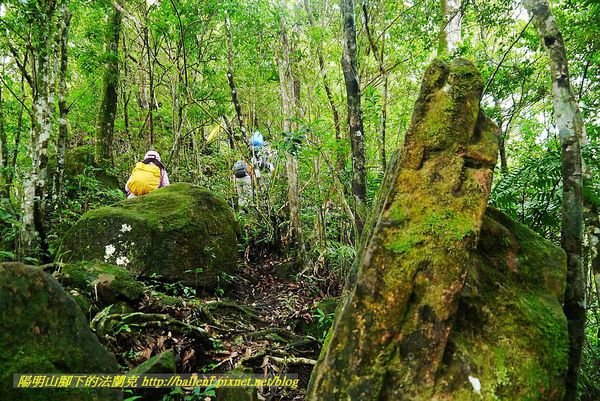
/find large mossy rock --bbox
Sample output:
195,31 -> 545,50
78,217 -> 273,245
306,58 -> 567,400
0,263 -> 122,401
59,183 -> 239,291
308,209 -> 568,400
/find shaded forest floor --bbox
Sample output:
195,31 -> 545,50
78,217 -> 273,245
101,255 -> 342,400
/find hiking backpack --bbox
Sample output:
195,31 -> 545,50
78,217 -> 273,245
249,131 -> 264,148
127,162 -> 161,196
233,160 -> 249,178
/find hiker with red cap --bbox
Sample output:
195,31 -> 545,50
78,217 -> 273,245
125,150 -> 170,198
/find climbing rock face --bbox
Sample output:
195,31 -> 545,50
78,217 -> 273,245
59,183 -> 239,291
0,263 -> 121,401
307,58 -> 566,400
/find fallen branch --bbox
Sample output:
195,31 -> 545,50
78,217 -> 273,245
267,355 -> 317,366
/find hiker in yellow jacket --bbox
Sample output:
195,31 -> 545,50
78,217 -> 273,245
125,151 -> 170,198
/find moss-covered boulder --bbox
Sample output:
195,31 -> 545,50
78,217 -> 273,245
55,261 -> 145,306
307,58 -> 567,400
0,263 -> 122,401
59,183 -> 239,291
434,207 -> 567,400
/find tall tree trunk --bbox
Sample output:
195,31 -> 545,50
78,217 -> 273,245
278,4 -> 305,259
493,97 -> 509,173
8,77 -> 26,191
523,1 -> 585,400
168,0 -> 189,170
225,12 -> 246,143
0,83 -> 7,198
96,1 -> 122,167
362,3 -> 388,171
438,0 -> 462,56
121,32 -> 130,142
55,2 -> 71,194
147,26 -> 155,147
20,0 -> 61,260
139,1 -> 154,147
341,0 -> 367,235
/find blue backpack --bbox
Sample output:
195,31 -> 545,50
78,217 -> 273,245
250,131 -> 264,148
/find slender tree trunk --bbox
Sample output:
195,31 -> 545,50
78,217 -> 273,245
278,4 -> 305,259
96,1 -> 121,167
121,32 -> 130,142
225,13 -> 246,143
138,21 -> 150,135
147,27 -> 155,147
21,0 -> 61,260
139,1 -> 154,147
0,84 -> 7,198
438,0 -> 462,56
168,0 -> 189,170
8,77 -> 25,190
341,0 -> 367,235
362,3 -> 388,171
523,1 -> 585,400
55,2 -> 71,194
493,98 -> 509,173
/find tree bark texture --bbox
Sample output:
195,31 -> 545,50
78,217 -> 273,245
95,2 -> 122,167
20,0 -> 62,260
522,2 -> 586,400
225,13 -> 246,144
278,5 -> 305,258
55,2 -> 71,194
438,0 -> 462,56
341,0 -> 367,235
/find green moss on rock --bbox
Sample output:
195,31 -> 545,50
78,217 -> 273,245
307,58 -> 567,401
49,145 -> 121,190
0,263 -> 122,401
59,183 -> 240,291
57,261 -> 145,306
435,208 -> 567,400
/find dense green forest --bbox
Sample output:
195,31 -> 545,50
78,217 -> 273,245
0,0 -> 598,400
